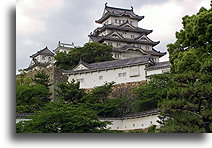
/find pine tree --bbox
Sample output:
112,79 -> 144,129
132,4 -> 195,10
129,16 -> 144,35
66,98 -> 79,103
158,6 -> 212,133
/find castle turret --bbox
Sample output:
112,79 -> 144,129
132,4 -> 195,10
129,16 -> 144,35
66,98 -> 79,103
89,4 -> 166,62
24,46 -> 54,72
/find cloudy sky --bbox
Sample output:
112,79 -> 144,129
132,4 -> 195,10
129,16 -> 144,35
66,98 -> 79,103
16,0 -> 210,73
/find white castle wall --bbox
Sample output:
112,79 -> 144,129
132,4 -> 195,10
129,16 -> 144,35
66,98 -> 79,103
101,114 -> 160,130
67,65 -> 146,89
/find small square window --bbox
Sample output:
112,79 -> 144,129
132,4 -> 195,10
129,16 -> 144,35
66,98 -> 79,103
77,78 -> 84,83
99,76 -> 103,80
118,72 -> 126,77
131,35 -> 135,38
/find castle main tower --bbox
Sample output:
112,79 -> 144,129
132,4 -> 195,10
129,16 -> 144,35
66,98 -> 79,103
89,3 -> 166,62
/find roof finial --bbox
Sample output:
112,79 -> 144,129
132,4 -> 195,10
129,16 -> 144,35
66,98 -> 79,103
105,2 -> 108,7
131,6 -> 133,11
79,58 -> 83,64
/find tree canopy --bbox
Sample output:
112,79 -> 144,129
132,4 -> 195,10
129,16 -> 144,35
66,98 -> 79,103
54,42 -> 114,70
16,71 -> 51,113
16,102 -> 109,133
158,6 -> 212,133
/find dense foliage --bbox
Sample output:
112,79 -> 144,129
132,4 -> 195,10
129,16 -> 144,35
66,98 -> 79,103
16,102 -> 109,133
16,71 -> 51,113
158,6 -> 212,133
133,74 -> 172,112
54,42 -> 114,70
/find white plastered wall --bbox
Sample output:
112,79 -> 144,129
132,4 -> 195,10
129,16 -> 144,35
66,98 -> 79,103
101,114 -> 160,130
67,64 -> 146,89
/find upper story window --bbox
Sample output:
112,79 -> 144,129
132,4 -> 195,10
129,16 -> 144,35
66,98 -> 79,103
42,55 -> 45,60
77,78 -> 84,83
129,21 -> 133,24
145,46 -> 149,50
118,72 -> 126,77
115,19 -> 118,23
115,53 -> 120,59
116,43 -> 121,46
48,57 -> 52,61
108,42 -> 113,45
119,20 -> 122,24
131,35 -> 135,38
99,76 -> 103,80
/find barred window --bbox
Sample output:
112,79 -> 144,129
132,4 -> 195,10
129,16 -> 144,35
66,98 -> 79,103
77,78 -> 84,83
118,72 -> 126,77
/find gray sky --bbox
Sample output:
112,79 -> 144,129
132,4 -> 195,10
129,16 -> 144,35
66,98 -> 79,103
16,0 -> 210,73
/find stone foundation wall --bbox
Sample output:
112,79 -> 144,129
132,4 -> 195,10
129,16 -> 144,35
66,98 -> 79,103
85,80 -> 146,99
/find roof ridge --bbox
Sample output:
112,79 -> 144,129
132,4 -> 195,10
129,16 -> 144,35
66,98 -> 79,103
105,5 -> 133,11
88,55 -> 150,66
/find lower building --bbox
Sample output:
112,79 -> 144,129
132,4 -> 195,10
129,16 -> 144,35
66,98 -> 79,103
101,110 -> 160,131
63,56 -> 170,89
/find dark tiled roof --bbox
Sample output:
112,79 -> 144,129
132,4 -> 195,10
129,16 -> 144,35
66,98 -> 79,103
145,61 -> 171,70
30,47 -> 54,58
100,110 -> 159,119
112,45 -> 166,57
92,24 -> 152,36
63,56 -> 152,75
89,34 -> 160,46
24,58 -> 50,71
53,41 -> 74,52
95,5 -> 144,23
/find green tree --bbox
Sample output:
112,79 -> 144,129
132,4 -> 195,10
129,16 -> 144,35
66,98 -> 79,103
16,71 -> 51,113
16,102 -> 109,133
16,84 -> 51,113
54,42 -> 114,70
133,74 -> 172,112
56,80 -> 86,104
32,70 -> 50,87
158,6 -> 212,133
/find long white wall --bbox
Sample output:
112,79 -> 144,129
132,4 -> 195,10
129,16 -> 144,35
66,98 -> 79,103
101,114 -> 160,130
146,67 -> 170,77
67,65 -> 146,89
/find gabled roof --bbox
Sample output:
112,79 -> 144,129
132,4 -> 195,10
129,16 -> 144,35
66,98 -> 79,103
95,4 -> 144,24
112,45 -> 166,57
135,34 -> 160,44
145,61 -> 171,70
30,47 -> 54,58
24,58 -> 50,71
89,34 -> 160,46
53,41 -> 75,52
63,56 -> 153,75
104,30 -> 124,39
119,20 -> 135,29
73,59 -> 90,71
92,24 -> 152,36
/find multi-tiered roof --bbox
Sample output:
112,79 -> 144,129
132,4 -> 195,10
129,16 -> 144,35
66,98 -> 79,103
89,4 -> 166,60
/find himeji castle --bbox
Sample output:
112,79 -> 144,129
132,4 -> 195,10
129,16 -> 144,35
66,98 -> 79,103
88,3 -> 166,62
63,4 -> 170,88
24,4 -> 170,89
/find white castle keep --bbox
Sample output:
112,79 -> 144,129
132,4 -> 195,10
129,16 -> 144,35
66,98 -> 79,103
24,4 -> 170,89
